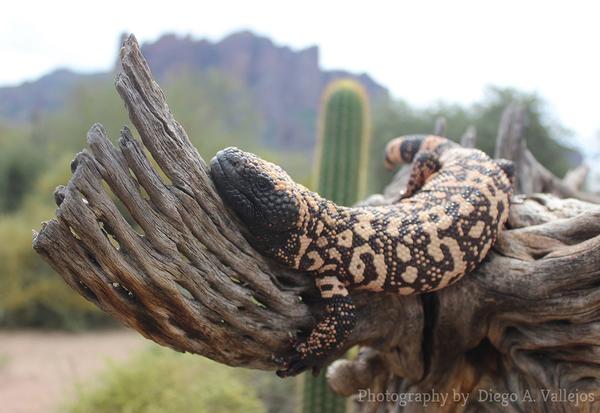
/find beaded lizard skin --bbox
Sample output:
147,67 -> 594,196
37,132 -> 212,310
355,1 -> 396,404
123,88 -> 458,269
210,134 -> 514,377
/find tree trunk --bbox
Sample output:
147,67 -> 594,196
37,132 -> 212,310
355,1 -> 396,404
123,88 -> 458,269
32,35 -> 600,412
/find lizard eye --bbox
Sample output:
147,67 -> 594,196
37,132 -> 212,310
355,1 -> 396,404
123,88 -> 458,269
256,177 -> 272,192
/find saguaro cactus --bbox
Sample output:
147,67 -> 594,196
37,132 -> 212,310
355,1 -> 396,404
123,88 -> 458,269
313,79 -> 371,206
304,79 -> 371,413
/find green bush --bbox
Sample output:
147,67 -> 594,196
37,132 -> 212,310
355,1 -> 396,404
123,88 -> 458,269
0,131 -> 45,213
0,154 -> 111,329
65,346 -> 268,413
0,212 -> 110,329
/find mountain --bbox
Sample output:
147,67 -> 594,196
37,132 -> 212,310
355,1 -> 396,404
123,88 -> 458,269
0,69 -> 107,123
0,31 -> 388,150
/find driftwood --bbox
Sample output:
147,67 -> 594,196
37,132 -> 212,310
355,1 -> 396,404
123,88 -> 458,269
495,103 -> 598,203
460,126 -> 477,149
32,35 -> 600,412
564,165 -> 590,191
434,117 -> 447,137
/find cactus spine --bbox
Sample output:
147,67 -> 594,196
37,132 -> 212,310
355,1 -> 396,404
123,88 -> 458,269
303,79 -> 371,413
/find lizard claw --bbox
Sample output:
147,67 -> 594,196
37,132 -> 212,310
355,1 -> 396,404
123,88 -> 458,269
276,352 -> 310,377
275,340 -> 325,378
292,339 -> 307,354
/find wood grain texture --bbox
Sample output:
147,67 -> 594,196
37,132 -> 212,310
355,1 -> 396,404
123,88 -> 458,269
32,35 -> 600,412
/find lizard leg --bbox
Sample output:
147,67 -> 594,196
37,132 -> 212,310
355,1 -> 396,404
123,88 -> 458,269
401,150 -> 441,199
276,274 -> 356,377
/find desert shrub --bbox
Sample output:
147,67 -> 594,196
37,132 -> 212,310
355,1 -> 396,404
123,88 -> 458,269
65,346 -> 270,413
0,154 -> 111,329
0,208 -> 110,329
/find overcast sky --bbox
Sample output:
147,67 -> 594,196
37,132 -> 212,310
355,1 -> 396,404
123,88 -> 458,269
1,0 -> 599,155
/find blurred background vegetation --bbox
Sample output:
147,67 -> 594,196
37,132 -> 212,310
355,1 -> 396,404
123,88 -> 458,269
0,31 -> 583,413
65,345 -> 296,413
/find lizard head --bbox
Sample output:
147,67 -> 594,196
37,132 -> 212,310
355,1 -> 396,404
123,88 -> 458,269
210,147 -> 306,254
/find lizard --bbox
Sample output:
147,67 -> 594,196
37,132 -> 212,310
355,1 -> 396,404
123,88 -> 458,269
210,134 -> 514,377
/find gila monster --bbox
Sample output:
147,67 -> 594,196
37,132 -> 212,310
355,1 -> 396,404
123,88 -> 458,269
210,134 -> 514,377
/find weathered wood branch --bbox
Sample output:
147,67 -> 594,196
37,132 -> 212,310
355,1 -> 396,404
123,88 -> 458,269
460,126 -> 477,149
563,165 -> 589,191
434,116 -> 447,137
32,35 -> 600,412
495,103 -> 598,203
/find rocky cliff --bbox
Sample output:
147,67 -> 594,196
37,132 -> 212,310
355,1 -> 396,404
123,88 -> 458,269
0,31 -> 388,151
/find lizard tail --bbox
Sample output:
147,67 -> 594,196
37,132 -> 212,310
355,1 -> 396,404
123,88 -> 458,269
386,134 -> 451,170
384,135 -> 425,170
384,134 -> 453,170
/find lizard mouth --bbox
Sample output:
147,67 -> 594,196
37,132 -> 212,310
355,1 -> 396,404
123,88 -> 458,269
210,150 -> 280,254
210,150 -> 256,222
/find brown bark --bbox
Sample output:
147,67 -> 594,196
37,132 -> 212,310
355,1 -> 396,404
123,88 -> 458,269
495,103 -> 598,203
33,35 -> 600,412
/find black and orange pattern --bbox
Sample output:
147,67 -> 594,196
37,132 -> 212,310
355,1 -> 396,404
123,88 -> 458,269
210,135 -> 513,377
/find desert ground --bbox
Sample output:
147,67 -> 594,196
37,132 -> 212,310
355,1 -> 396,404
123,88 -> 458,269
0,330 -> 148,413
